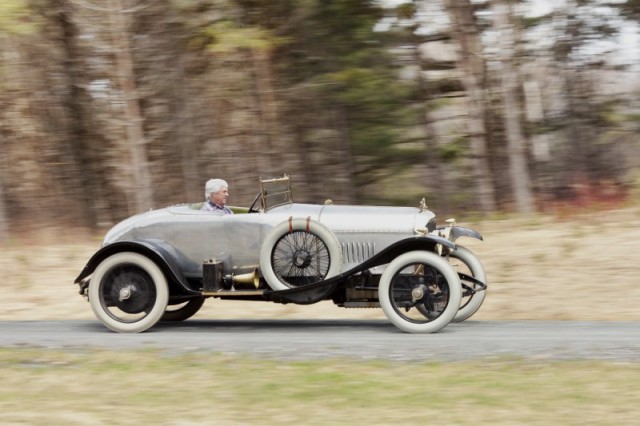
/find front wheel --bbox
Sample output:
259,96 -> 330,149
379,251 -> 461,334
88,252 -> 169,333
448,246 -> 487,322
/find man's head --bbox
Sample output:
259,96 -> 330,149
205,178 -> 229,206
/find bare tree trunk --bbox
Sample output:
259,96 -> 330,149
175,60 -> 200,201
331,104 -> 357,204
56,0 -> 101,227
0,33 -> 10,241
108,0 -> 154,212
0,133 -> 8,243
443,0 -> 496,213
251,48 -> 278,174
0,189 -> 7,243
413,41 -> 449,212
492,1 -> 535,213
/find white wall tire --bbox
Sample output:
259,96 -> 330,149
449,246 -> 487,322
379,251 -> 461,334
259,218 -> 343,291
88,252 -> 169,333
161,297 -> 205,322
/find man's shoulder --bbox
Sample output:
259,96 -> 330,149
200,202 -> 215,211
201,201 -> 233,215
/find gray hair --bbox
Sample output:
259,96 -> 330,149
205,178 -> 228,198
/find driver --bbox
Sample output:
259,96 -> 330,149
201,178 -> 233,215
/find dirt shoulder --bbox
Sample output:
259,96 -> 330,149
2,206 -> 639,321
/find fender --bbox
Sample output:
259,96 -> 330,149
437,225 -> 483,242
74,240 -> 198,295
265,234 -> 456,304
452,226 -> 483,241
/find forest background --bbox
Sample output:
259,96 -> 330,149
1,0 -> 639,241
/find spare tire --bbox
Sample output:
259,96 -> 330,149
259,217 -> 343,291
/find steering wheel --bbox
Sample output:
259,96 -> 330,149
248,191 -> 263,213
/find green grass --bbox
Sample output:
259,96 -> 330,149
1,348 -> 639,425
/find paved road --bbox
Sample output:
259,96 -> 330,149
1,320 -> 639,361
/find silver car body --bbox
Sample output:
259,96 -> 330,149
76,176 -> 485,334
103,202 -> 436,278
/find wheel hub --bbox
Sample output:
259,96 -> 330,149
411,286 -> 425,302
292,249 -> 312,268
108,270 -> 154,314
118,286 -> 133,301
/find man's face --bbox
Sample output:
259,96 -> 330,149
210,187 -> 229,206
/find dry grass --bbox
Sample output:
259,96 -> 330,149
1,206 -> 640,322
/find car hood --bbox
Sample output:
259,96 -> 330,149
315,204 -> 434,235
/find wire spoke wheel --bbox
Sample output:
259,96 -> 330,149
260,218 -> 343,291
271,230 -> 331,287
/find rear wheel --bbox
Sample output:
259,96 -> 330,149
379,251 -> 461,333
89,252 -> 168,333
161,298 -> 205,322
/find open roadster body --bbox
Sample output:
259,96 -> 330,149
75,176 -> 487,333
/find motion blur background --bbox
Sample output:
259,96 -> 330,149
1,0 -> 639,239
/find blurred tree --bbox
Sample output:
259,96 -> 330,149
491,0 -> 534,213
443,0 -> 496,213
0,0 -> 97,231
0,0 -> 37,35
202,10 -> 288,176
55,0 -> 100,228
2,0 -> 639,237
0,1 -> 32,240
70,0 -> 211,216
132,0 -> 207,204
227,0 -> 422,203
107,0 -> 154,212
0,0 -> 35,239
0,130 -> 7,242
172,0 -> 302,204
546,0 -> 626,195
617,0 -> 640,19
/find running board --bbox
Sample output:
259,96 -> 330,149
202,289 -> 266,298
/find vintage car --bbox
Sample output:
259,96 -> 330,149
75,176 -> 486,334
